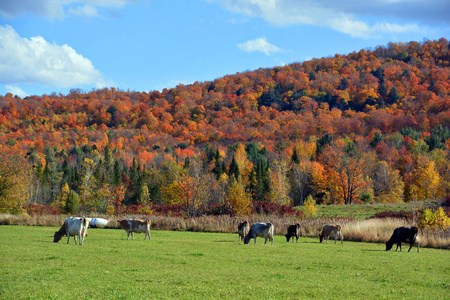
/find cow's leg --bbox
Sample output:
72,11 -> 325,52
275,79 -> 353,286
132,232 -> 135,240
79,233 -> 83,245
333,232 -> 337,244
325,236 -> 329,243
127,231 -> 130,240
254,237 -> 257,245
296,236 -> 299,243
408,244 -> 413,252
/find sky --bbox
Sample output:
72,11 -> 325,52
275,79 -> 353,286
0,0 -> 449,98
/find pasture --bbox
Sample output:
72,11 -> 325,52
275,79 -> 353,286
0,225 -> 448,299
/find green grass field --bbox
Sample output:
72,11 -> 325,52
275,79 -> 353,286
316,201 -> 435,219
1,225 -> 448,299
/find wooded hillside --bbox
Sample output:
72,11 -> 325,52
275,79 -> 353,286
1,38 -> 449,215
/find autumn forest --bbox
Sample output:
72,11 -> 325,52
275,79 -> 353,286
1,38 -> 450,216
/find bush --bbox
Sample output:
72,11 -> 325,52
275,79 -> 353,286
115,203 -> 184,217
303,195 -> 318,218
252,200 -> 303,217
418,207 -> 450,230
24,204 -> 61,216
65,191 -> 80,214
360,193 -> 372,204
372,210 -> 416,220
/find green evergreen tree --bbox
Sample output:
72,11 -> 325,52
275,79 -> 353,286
113,160 -> 122,185
292,147 -> 300,164
228,155 -> 240,181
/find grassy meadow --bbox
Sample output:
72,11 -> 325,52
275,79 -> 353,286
1,225 -> 448,299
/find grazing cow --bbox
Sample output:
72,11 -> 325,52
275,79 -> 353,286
53,217 -> 89,245
285,223 -> 301,242
319,225 -> 343,244
87,218 -> 109,228
118,219 -> 151,240
238,220 -> 250,241
244,222 -> 274,246
386,226 -> 419,252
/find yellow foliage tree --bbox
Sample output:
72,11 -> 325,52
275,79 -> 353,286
303,195 -> 318,218
225,179 -> 252,216
53,183 -> 70,212
372,161 -> 404,203
269,159 -> 291,205
77,158 -> 96,208
418,207 -> 450,230
412,155 -> 440,200
0,151 -> 32,214
161,181 -> 185,205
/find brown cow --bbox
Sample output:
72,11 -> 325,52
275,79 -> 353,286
285,223 -> 301,242
319,225 -> 343,244
118,219 -> 151,240
238,220 -> 250,241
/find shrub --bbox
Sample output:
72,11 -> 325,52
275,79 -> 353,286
372,210 -> 416,220
115,203 -> 184,217
360,193 -> 372,204
65,190 -> 80,214
106,205 -> 115,216
24,204 -> 60,216
303,195 -> 318,218
252,200 -> 303,217
418,207 -> 450,230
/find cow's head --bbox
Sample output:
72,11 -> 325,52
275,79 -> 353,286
53,232 -> 63,243
243,235 -> 251,244
386,241 -> 393,251
319,234 -> 324,243
285,234 -> 290,242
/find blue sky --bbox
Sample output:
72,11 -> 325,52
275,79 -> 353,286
1,0 -> 449,98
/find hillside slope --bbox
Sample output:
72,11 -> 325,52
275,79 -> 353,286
0,38 -> 449,213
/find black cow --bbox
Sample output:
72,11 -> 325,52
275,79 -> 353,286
285,223 -> 301,242
386,226 -> 419,252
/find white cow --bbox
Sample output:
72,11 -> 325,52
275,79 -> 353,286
244,222 -> 274,246
53,217 -> 89,245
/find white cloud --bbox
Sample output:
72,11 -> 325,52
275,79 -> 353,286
0,0 -> 138,19
0,25 -> 109,88
68,5 -> 99,18
237,37 -> 282,55
209,0 -> 442,38
5,85 -> 28,98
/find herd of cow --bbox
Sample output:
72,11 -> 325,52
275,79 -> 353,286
53,217 -> 419,252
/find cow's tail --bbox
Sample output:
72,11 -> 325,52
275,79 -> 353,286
82,216 -> 89,236
337,225 -> 343,237
82,216 -> 89,228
